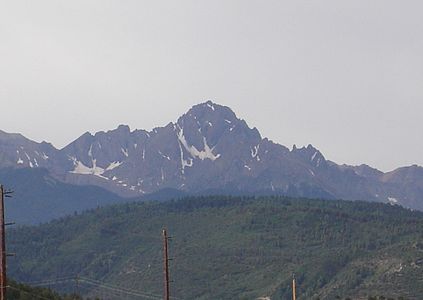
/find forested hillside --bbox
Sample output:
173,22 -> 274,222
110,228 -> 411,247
7,279 -> 84,300
7,196 -> 423,299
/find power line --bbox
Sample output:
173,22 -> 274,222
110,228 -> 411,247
26,275 -> 171,300
26,276 -> 77,286
78,278 -> 162,300
6,188 -> 179,300
81,277 -> 158,294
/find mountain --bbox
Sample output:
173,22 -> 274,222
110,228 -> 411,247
8,196 -> 423,299
0,168 -> 128,225
0,130 -> 57,169
0,101 -> 422,211
0,168 -> 189,225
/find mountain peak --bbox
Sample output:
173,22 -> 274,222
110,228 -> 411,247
116,124 -> 131,132
175,101 -> 261,150
205,99 -> 217,109
188,100 -> 235,115
180,101 -> 241,127
291,144 -> 326,168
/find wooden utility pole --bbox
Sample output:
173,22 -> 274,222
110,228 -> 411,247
292,274 -> 296,300
0,185 -> 13,300
0,185 -> 7,300
162,229 -> 170,300
74,275 -> 80,300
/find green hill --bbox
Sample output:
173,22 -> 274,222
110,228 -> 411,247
7,196 -> 423,299
7,279 -> 84,300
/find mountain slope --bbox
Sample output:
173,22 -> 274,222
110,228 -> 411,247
8,196 -> 423,299
0,130 -> 57,169
0,168 -> 128,224
0,101 -> 422,210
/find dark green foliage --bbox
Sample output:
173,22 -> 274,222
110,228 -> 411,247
7,279 -> 85,299
7,196 -> 423,299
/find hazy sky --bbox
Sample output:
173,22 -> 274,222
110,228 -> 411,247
1,1 -> 422,172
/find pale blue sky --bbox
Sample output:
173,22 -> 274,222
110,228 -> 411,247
0,1 -> 422,171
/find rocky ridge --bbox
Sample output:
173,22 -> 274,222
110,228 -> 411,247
0,101 -> 422,210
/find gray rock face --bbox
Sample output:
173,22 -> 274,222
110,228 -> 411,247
0,101 -> 422,210
0,130 -> 58,169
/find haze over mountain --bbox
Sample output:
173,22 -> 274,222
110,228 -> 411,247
0,101 -> 422,211
2,1 -> 423,173
0,168 -> 126,224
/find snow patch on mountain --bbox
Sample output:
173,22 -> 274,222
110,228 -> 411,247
24,152 -> 31,161
158,151 -> 171,161
178,141 -> 194,174
206,102 -> 215,111
177,127 -> 221,161
388,197 -> 399,205
251,145 -> 259,158
69,157 -> 108,180
106,161 -> 122,171
121,148 -> 129,157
